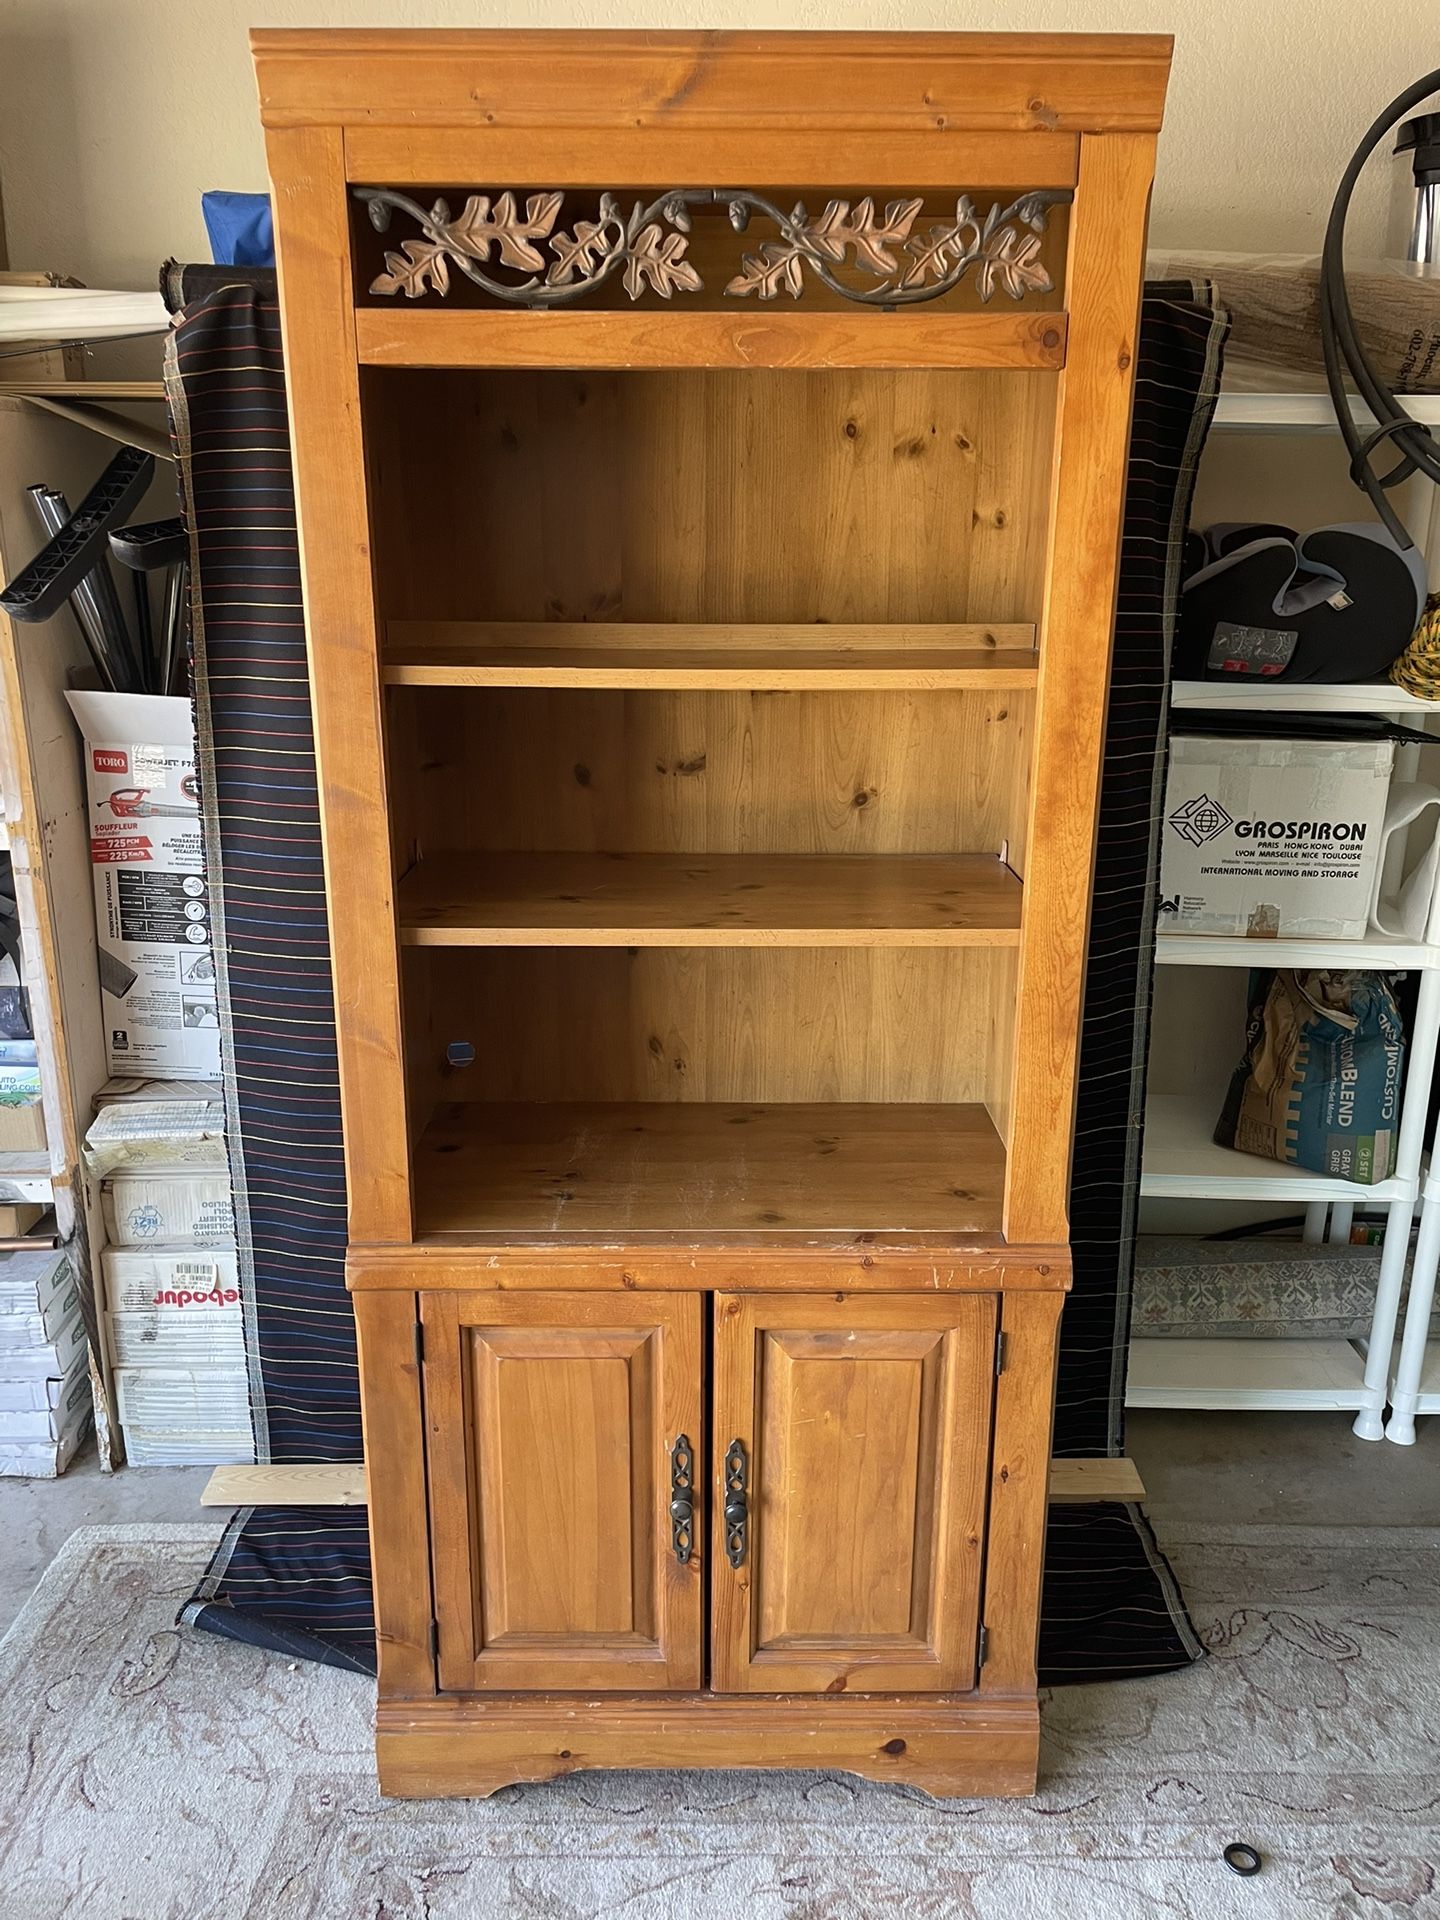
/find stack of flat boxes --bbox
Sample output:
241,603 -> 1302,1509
90,1082 -> 254,1465
0,1247 -> 92,1475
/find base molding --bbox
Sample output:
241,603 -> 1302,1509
375,1689 -> 1040,1800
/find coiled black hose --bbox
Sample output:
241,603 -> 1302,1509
1321,67 -> 1440,549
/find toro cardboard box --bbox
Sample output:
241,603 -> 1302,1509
1159,735 -> 1393,940
65,691 -> 220,1079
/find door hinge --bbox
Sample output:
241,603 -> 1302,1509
413,1317 -> 424,1368
994,1328 -> 1007,1376
977,1622 -> 990,1669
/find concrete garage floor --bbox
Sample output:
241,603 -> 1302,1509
2,1410 -> 1439,1637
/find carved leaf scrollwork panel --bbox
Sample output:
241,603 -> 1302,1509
354,186 -> 1070,309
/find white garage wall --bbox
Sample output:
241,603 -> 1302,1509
0,0 -> 1427,289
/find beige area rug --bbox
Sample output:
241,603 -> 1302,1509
1,1522 -> 1438,1919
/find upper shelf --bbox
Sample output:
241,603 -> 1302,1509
354,307 -> 1067,371
383,622 -> 1039,691
397,850 -> 1023,947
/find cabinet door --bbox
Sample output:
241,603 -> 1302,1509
711,1291 -> 996,1694
422,1290 -> 702,1692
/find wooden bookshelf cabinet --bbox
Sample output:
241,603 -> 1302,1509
254,27 -> 1170,1799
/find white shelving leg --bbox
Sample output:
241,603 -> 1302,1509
1387,1168 -> 1440,1446
1354,967 -> 1440,1439
1328,1202 -> 1354,1245
1303,1203 -> 1329,1245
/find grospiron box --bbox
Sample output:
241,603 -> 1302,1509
1158,735 -> 1393,940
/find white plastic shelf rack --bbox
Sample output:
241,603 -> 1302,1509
1130,377 -> 1440,1437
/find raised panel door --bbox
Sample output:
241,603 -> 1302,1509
711,1291 -> 996,1693
423,1289 -> 702,1691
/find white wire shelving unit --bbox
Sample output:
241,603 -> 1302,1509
1129,382 -> 1440,1438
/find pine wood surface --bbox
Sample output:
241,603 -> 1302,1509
388,688 -> 1034,861
979,1290 -> 1064,1697
423,1289 -> 702,1692
413,1101 -> 1007,1238
354,1291 -> 435,1697
257,23 -> 1170,1798
252,28 -> 1172,134
407,947 -> 1017,1113
375,1690 -> 1040,1799
710,1291 -> 994,1693
397,850 -> 1022,948
383,620 -> 1037,691
343,125 -> 1081,190
1003,131 -> 1157,1245
264,123 -> 412,1243
365,367 -> 1055,629
355,308 -> 1066,373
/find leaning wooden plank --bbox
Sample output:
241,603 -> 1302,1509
1047,1457 -> 1146,1503
201,1462 -> 368,1506
202,1454 -> 1144,1509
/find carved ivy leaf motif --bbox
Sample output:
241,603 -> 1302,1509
445,190 -> 564,272
370,238 -> 451,299
725,240 -> 806,301
622,224 -> 703,300
976,226 -> 1052,303
356,184 -> 1066,308
546,218 -> 614,287
899,224 -> 969,292
806,197 -> 924,276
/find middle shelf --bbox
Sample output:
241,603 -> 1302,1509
397,850 -> 1023,948
383,622 -> 1040,692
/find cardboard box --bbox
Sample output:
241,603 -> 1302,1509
65,690 -> 220,1079
0,1248 -> 78,1342
0,1362 -> 92,1442
0,1417 -> 90,1477
101,1171 -> 234,1248
1158,735 -> 1393,940
85,1095 -> 226,1176
114,1363 -> 251,1432
103,1245 -> 240,1311
0,1100 -> 46,1152
108,1311 -> 244,1367
0,1359 -> 88,1414
0,1307 -> 87,1380
121,1428 -> 251,1468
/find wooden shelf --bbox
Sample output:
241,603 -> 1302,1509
414,1100 -> 1006,1236
355,306 -> 1068,373
398,850 -> 1022,947
384,622 -> 1039,691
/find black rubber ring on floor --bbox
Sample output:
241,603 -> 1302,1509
1223,1843 -> 1262,1877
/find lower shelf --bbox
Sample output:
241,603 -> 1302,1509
414,1100 -> 1006,1238
1126,1336 -> 1369,1411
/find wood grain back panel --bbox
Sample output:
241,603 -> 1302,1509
408,947 -> 1014,1108
391,687 -> 1033,860
364,369 -> 1055,628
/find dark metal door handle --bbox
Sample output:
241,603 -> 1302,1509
669,1433 -> 695,1563
723,1438 -> 749,1567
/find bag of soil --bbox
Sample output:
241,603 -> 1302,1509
1215,969 -> 1404,1185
